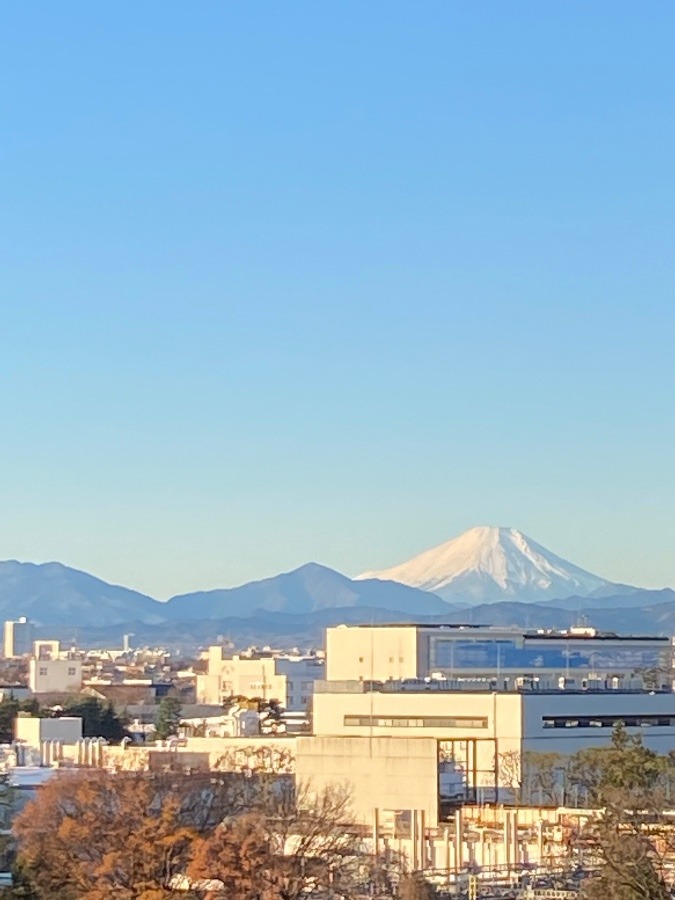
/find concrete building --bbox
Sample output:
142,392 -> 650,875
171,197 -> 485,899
3,617 -> 34,658
196,647 -> 324,711
180,706 -> 261,738
300,673 -> 675,825
14,715 -> 83,748
29,657 -> 82,693
326,623 -> 672,682
33,639 -> 61,660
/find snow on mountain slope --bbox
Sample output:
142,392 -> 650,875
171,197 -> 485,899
356,526 -> 614,604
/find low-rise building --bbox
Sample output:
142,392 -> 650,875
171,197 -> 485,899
196,647 -> 324,711
29,657 -> 82,693
304,674 -> 675,821
14,715 -> 83,748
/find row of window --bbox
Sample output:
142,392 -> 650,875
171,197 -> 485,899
343,715 -> 488,729
38,666 -> 78,676
542,715 -> 674,729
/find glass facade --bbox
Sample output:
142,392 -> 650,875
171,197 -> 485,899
428,635 -> 669,673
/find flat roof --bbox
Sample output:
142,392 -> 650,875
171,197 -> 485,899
330,624 -> 669,642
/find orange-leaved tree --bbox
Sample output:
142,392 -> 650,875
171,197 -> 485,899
13,770 -> 195,899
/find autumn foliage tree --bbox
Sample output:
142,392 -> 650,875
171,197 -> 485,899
12,769 -> 381,900
13,771 -> 195,899
186,781 -> 371,900
186,814 -> 270,899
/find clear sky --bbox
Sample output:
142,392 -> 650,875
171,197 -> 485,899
1,3 -> 674,598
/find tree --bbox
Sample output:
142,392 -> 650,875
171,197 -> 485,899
186,782 -> 379,900
99,700 -> 127,742
61,696 -> 127,741
186,814 -> 270,900
0,700 -> 20,745
13,770 -> 195,899
571,724 -> 672,900
0,697 -> 44,744
12,770 -> 381,900
522,750 -> 567,806
398,871 -> 439,900
155,697 -> 182,741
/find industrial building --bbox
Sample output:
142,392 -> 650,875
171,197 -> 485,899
292,623 -> 675,834
326,622 -> 672,681
304,675 -> 675,819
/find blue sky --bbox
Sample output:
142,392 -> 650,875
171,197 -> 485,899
1,3 -> 674,597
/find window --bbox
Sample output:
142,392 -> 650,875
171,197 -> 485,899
343,715 -> 488,729
358,657 -> 364,662
542,714 -> 674,729
39,667 -> 47,676
68,667 -> 77,676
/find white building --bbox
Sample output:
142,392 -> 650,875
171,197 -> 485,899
326,623 -> 672,683
302,674 -> 675,825
196,647 -> 324,711
33,640 -> 61,660
14,715 -> 83,748
3,617 -> 34,658
180,707 -> 261,739
301,620 -> 675,835
29,657 -> 82,693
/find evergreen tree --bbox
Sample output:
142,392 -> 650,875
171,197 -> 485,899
573,724 -> 671,900
155,696 -> 182,740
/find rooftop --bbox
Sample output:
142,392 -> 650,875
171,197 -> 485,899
315,676 -> 671,696
331,623 -> 670,642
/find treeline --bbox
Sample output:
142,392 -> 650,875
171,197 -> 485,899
572,725 -> 675,900
0,695 -> 126,743
7,770 -> 423,900
500,731 -> 675,809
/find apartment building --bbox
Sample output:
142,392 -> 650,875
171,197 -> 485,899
196,647 -> 324,711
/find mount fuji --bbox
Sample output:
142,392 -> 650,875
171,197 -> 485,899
356,526 -> 617,605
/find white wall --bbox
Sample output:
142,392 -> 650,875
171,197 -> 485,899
3,619 -> 33,658
311,688 -> 523,798
29,658 -> 82,693
521,690 -> 675,755
195,673 -> 221,705
326,626 -> 421,682
202,649 -> 323,711
296,735 -> 441,826
15,716 -> 83,747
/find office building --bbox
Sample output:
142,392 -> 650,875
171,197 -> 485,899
3,617 -> 34,658
326,623 -> 672,682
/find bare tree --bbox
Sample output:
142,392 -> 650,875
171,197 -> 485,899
187,781 -> 379,900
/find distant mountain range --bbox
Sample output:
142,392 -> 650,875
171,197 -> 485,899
0,561 -> 164,628
0,560 -> 453,629
167,563 -> 452,620
0,526 -> 671,652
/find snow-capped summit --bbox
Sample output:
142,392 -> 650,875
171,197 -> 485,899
356,526 -> 614,605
